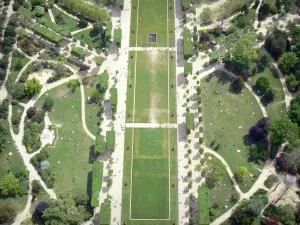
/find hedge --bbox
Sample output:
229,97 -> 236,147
59,0 -> 110,22
198,186 -> 210,225
106,130 -> 115,151
186,113 -> 195,131
184,27 -> 193,60
31,24 -> 63,46
91,161 -> 104,208
71,47 -> 86,59
184,62 -> 193,77
95,135 -> 106,156
114,28 -> 122,47
182,0 -> 190,10
100,203 -> 111,225
38,17 -> 71,37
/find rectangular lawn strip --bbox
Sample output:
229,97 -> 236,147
167,0 -> 175,47
51,7 -> 79,32
201,71 -> 263,192
125,52 -> 135,123
204,153 -> 239,221
121,128 -> 178,224
106,130 -> 115,151
130,0 -> 173,47
198,186 -> 210,225
35,83 -> 94,195
186,112 -> 195,131
133,51 -> 169,123
248,67 -> 286,121
83,76 -> 101,136
169,51 -> 177,123
31,24 -> 63,45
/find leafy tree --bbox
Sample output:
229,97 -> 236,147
230,77 -> 244,94
262,88 -> 277,104
246,198 -> 265,216
277,52 -> 298,74
258,52 -> 270,71
267,117 -> 299,147
235,167 -> 250,182
26,107 -> 38,118
0,173 -> 21,196
43,97 -> 54,111
74,193 -> 88,206
286,74 -> 299,92
255,76 -> 270,94
258,3 -> 270,21
25,78 -> 42,97
32,180 -> 43,194
0,203 -> 17,224
33,6 -> 45,17
69,79 -> 80,91
284,148 -> 300,172
200,7 -> 213,24
265,28 -> 288,59
249,117 -> 269,142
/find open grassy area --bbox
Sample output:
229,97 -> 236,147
73,29 -> 104,50
204,154 -> 239,221
248,67 -> 286,121
219,0 -> 253,18
51,7 -> 79,32
126,51 -> 176,123
0,118 -> 28,213
122,128 -> 178,224
201,71 -> 263,192
35,83 -> 94,195
129,0 -> 175,47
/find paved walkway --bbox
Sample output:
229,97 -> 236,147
48,8 -> 56,23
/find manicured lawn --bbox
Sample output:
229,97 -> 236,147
129,0 -> 175,47
0,118 -> 28,214
73,29 -> 104,50
204,154 -> 239,222
83,76 -> 101,136
201,71 -> 263,192
122,128 -> 178,224
220,0 -> 253,17
126,51 -> 176,123
35,83 -> 94,195
51,7 -> 79,32
198,186 -> 210,225
248,67 -> 286,121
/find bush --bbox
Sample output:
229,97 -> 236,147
184,28 -> 193,60
43,97 -> 54,111
114,28 -> 122,47
182,0 -> 190,11
91,161 -> 103,208
33,6 -> 45,17
264,175 -> 277,188
200,7 -> 213,24
286,74 -> 299,92
32,179 -> 43,194
95,56 -> 105,66
184,63 -> 193,77
255,76 -> 270,95
230,76 -> 244,94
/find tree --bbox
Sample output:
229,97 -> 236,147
286,74 -> 299,92
265,28 -> 288,59
33,6 -> 45,17
262,88 -> 277,104
249,117 -> 269,142
284,148 -> 300,172
68,79 -> 80,91
255,76 -> 270,94
267,117 -> 299,147
258,3 -> 270,21
0,173 -> 21,196
32,180 -> 43,194
200,7 -> 213,24
235,167 -> 250,182
25,78 -> 42,97
230,77 -> 244,94
246,198 -> 265,216
277,52 -> 298,74
0,203 -> 17,224
43,97 -> 54,111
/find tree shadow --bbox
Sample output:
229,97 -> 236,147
86,170 -> 93,197
89,145 -> 97,164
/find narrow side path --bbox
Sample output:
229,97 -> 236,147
125,123 -> 177,128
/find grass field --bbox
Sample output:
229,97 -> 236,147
130,0 -> 175,47
126,51 -> 176,123
35,83 -> 94,195
122,128 -> 178,224
201,71 -> 263,192
73,29 -> 104,50
248,67 -> 286,121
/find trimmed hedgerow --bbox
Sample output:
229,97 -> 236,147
31,24 -> 63,46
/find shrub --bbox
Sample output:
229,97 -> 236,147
95,56 -> 105,66
184,28 -> 193,60
114,28 -> 122,47
200,7 -> 213,24
286,74 -> 299,92
91,161 -> 103,208
32,180 -> 43,194
33,6 -> 45,17
184,63 -> 193,77
186,113 -> 195,134
255,76 -> 270,95
264,174 -> 277,188
0,203 -> 17,224
43,97 -> 54,111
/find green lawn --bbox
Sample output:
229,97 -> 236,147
198,186 -> 210,225
201,71 -> 263,192
9,51 -> 30,82
204,154 -> 239,222
51,7 -> 79,32
122,128 -> 178,224
126,51 -> 176,123
248,67 -> 286,121
129,0 -> 175,47
83,76 -> 101,136
73,29 -> 104,50
35,83 -> 94,195
0,118 -> 28,214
